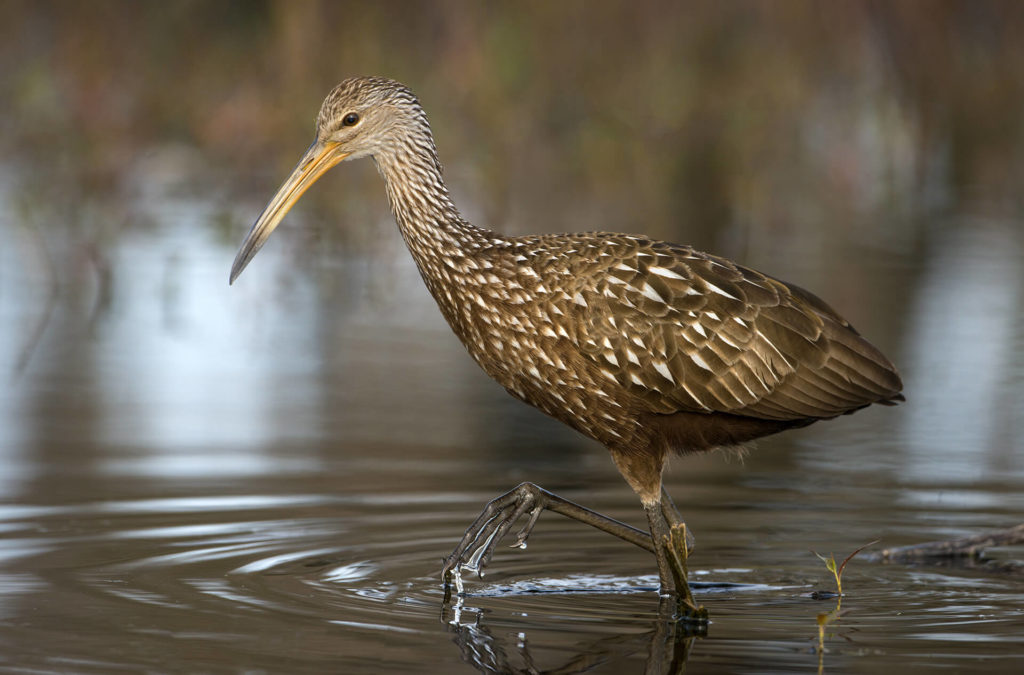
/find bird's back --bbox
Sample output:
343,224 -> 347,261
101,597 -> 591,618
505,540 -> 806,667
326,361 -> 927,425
425,231 -> 902,454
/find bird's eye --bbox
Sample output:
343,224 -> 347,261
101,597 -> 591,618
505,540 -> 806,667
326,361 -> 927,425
342,112 -> 360,126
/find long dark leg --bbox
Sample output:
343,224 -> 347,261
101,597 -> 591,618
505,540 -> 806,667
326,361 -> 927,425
644,502 -> 680,594
646,492 -> 705,619
442,482 -> 653,590
645,502 -> 698,608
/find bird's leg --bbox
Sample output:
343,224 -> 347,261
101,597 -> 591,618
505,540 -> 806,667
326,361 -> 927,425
644,502 -> 680,594
660,486 -> 696,558
442,482 -> 653,590
609,447 -> 705,616
645,497 -> 705,619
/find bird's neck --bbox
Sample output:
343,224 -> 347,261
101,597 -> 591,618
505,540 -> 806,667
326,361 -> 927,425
374,139 -> 497,267
373,135 -> 509,341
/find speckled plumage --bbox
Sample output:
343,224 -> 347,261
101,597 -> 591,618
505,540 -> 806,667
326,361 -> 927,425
314,78 -> 901,456
231,77 -> 903,608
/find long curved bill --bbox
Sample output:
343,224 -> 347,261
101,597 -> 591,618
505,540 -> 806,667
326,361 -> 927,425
229,139 -> 349,284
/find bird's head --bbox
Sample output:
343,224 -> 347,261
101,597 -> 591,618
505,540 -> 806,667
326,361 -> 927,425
230,76 -> 425,284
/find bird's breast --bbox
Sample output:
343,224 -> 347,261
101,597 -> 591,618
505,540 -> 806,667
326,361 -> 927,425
428,265 -> 647,449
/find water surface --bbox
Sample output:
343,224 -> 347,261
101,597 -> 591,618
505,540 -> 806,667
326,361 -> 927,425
2,175 -> 1022,672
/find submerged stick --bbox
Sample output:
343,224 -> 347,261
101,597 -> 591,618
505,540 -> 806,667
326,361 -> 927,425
869,524 -> 1024,563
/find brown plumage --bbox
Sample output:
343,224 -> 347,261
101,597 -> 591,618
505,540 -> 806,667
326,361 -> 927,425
230,76 -> 903,617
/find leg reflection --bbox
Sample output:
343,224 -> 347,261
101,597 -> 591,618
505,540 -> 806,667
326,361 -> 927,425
442,591 -> 706,674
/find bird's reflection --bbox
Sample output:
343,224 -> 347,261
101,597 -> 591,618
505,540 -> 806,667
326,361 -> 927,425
442,594 -> 704,674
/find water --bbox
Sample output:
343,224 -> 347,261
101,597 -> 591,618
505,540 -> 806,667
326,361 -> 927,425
1,452 -> 1021,673
2,166 -> 1022,673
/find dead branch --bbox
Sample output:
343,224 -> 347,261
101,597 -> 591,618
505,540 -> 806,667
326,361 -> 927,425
867,524 -> 1024,564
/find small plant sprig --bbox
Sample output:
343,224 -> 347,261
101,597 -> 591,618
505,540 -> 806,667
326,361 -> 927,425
811,540 -> 878,663
812,539 -> 879,597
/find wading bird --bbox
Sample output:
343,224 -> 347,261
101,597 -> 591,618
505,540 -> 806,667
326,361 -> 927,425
230,77 -> 903,618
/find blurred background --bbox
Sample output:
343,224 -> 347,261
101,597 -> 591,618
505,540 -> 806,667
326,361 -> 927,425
2,0 -> 1021,491
0,2 -> 1022,673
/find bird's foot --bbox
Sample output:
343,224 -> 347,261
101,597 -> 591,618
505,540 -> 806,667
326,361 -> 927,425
442,482 -> 547,591
442,482 -> 654,596
672,521 -> 696,558
667,521 -> 693,570
660,486 -> 696,557
661,593 -> 709,626
646,503 -> 704,615
664,522 -> 703,613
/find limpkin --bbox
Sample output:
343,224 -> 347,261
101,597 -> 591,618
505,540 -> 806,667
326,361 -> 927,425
230,77 -> 903,616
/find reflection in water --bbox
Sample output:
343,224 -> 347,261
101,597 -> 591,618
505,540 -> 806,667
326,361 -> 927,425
444,594 -> 700,674
97,219 -> 307,453
0,471 -> 1021,672
901,218 -> 1024,483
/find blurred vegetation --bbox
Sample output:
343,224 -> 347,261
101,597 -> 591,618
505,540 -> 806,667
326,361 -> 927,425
2,0 -> 1023,255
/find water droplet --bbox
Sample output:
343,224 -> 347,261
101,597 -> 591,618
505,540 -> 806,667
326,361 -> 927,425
452,566 -> 464,596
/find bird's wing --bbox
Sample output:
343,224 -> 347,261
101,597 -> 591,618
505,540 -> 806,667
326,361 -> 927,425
567,237 -> 902,420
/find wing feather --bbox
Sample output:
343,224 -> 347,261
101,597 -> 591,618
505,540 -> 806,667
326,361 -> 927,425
570,237 -> 902,421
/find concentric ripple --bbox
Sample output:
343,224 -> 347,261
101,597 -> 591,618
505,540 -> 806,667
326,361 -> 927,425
2,482 -> 1023,674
